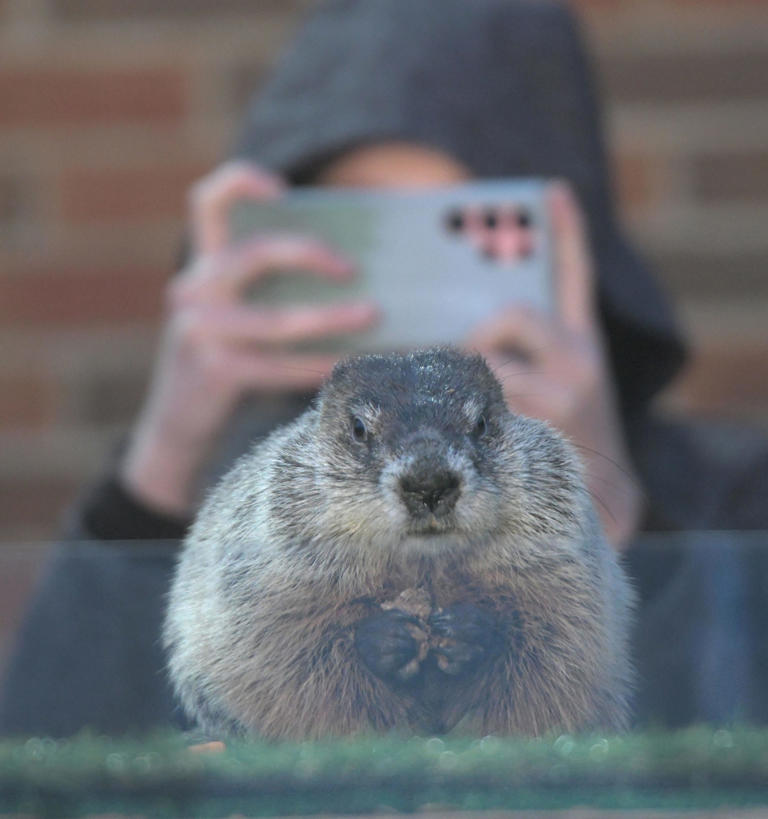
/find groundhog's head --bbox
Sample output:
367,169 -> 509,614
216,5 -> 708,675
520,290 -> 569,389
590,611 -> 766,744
299,346 -> 584,561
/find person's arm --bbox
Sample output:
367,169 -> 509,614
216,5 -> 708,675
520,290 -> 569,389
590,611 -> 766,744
121,161 -> 377,517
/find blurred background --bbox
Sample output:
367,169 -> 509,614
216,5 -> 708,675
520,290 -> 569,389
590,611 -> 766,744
1,0 -> 767,666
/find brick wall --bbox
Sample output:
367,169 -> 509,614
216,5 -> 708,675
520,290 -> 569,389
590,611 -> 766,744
581,0 -> 768,434
0,0 -> 767,552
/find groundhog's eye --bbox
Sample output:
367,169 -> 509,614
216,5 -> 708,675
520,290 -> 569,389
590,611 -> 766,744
351,416 -> 368,442
473,414 -> 488,438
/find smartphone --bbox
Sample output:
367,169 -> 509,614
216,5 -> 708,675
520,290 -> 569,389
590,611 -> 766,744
230,178 -> 553,353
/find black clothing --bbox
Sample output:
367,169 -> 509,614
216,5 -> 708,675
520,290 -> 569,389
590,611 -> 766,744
2,0 -> 767,737
0,540 -> 181,737
80,475 -> 189,542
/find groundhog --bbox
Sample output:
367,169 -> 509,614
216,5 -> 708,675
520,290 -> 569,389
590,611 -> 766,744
164,347 -> 634,740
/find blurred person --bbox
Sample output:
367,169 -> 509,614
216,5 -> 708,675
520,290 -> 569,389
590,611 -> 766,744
2,0 -> 768,737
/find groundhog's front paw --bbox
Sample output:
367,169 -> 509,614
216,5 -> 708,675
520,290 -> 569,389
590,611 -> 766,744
355,609 -> 428,682
429,603 -> 502,676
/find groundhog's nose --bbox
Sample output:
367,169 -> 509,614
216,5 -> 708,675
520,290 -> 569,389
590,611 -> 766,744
399,468 -> 461,517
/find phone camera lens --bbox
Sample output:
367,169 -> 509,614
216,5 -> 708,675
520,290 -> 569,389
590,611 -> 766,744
516,207 -> 532,229
483,208 -> 498,230
445,208 -> 464,233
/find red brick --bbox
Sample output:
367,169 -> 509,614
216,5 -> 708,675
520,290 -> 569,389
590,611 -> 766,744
691,152 -> 768,203
650,250 -> 768,301
614,153 -> 653,212
601,51 -> 768,103
0,68 -> 186,128
672,338 -> 768,420
0,266 -> 166,326
674,0 -> 768,5
59,162 -> 208,223
0,477 -> 76,534
0,173 -> 31,226
228,61 -> 272,114
70,370 -> 147,426
0,374 -> 57,430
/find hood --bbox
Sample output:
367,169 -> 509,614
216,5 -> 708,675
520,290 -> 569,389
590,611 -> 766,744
234,0 -> 686,410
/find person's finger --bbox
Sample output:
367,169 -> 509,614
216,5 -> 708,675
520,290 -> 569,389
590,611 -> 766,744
466,305 -> 557,363
187,302 -> 378,346
219,350 -> 342,391
171,235 -> 357,305
549,181 -> 596,335
189,161 -> 285,254
486,362 -> 564,421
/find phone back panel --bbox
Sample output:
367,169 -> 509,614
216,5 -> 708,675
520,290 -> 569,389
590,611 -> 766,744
231,179 -> 553,352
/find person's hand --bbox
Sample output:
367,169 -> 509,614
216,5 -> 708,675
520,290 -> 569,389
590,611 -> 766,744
467,183 -> 642,549
120,161 -> 377,517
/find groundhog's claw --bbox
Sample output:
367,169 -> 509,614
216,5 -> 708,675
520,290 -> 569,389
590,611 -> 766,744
355,609 -> 426,681
429,602 -> 501,675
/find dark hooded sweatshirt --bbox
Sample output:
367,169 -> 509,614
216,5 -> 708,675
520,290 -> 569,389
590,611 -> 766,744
2,0 -> 768,737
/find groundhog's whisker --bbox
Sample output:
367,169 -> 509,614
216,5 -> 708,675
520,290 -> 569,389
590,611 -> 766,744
581,469 -> 627,489
571,443 -> 633,479
495,363 -> 540,374
585,487 -> 617,526
495,391 -> 552,402
495,366 -> 546,377
489,346 -> 555,369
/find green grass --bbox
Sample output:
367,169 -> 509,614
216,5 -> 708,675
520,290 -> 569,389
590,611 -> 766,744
3,727 -> 768,816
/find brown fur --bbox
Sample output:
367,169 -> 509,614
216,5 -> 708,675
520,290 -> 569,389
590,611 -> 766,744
164,348 -> 634,739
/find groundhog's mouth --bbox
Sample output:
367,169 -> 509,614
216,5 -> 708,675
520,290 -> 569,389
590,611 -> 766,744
406,513 -> 456,536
